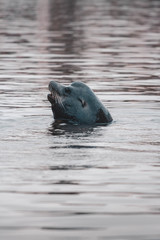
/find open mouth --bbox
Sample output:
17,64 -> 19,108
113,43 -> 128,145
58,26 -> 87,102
47,91 -> 56,104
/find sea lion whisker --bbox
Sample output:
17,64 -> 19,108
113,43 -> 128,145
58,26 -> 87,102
54,92 -> 65,110
58,96 -> 65,110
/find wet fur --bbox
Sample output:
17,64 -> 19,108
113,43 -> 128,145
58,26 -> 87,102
48,81 -> 113,125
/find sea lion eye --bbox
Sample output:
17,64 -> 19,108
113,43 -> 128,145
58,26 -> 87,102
78,98 -> 86,108
64,87 -> 71,94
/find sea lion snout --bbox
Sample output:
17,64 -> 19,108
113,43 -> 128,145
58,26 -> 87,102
49,81 -> 65,96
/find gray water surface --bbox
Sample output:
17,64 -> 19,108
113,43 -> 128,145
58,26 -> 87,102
0,0 -> 160,239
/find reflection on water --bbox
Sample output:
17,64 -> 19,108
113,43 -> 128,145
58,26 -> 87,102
0,0 -> 160,239
48,121 -> 97,137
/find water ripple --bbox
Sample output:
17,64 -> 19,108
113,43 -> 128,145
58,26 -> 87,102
0,0 -> 160,239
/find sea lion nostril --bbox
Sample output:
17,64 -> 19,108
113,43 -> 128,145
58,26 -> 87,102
49,82 -> 54,92
48,81 -> 59,93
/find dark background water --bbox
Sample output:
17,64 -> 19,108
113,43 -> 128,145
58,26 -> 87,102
0,0 -> 160,239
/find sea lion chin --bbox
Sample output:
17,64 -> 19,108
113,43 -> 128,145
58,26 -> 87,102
48,81 -> 113,125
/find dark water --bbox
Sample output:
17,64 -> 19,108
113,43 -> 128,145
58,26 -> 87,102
0,0 -> 160,239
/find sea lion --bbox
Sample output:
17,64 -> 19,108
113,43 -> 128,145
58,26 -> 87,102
47,81 -> 113,125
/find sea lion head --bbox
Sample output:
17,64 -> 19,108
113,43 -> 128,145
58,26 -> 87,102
48,81 -> 112,125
